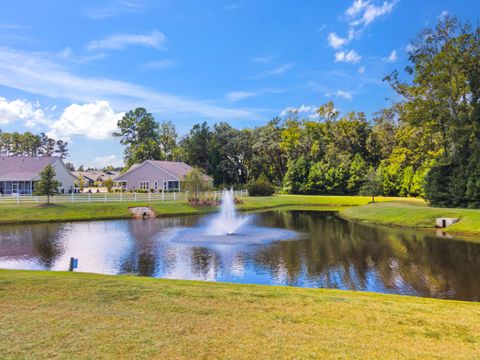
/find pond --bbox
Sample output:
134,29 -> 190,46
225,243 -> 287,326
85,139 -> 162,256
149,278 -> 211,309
1,210 -> 479,301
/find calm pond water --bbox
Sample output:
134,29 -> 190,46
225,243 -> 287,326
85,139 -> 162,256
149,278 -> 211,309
1,210 -> 479,301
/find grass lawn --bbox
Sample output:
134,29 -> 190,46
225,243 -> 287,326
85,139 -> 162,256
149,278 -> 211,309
0,195 -> 414,224
0,270 -> 479,359
340,201 -> 480,236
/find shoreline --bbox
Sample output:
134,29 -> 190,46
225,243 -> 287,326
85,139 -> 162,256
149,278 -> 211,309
1,195 -> 480,238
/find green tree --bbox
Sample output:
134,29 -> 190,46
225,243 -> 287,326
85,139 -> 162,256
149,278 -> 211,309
55,140 -> 69,159
386,16 -> 479,206
158,121 -> 178,160
103,178 -> 114,192
114,108 -> 161,168
360,168 -> 383,203
184,168 -> 206,204
179,122 -> 213,172
35,165 -> 60,204
65,162 -> 75,171
283,156 -> 310,194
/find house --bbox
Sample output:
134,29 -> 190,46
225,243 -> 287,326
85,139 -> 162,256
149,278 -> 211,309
114,160 -> 213,192
0,156 -> 77,195
72,170 -> 119,187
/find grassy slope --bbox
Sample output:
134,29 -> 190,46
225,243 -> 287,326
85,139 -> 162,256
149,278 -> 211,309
340,201 -> 480,236
0,270 -> 479,359
0,195 -> 410,224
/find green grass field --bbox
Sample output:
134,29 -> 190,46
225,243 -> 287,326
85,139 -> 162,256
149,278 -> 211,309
0,270 -> 478,359
0,195 -> 412,224
340,201 -> 480,236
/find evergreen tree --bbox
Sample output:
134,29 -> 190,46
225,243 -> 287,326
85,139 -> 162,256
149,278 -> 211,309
35,165 -> 60,204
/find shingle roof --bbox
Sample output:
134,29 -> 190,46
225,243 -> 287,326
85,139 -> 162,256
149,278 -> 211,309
148,161 -> 213,181
114,160 -> 213,181
0,156 -> 59,181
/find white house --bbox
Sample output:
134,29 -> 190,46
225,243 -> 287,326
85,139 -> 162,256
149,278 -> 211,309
0,156 -> 77,195
114,160 -> 213,192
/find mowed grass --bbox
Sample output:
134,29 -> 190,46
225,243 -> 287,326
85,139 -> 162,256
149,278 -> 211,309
340,201 -> 480,236
0,195 -> 416,224
0,201 -> 210,224
0,270 -> 479,359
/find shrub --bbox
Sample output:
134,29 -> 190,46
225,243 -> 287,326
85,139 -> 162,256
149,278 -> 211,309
247,175 -> 275,196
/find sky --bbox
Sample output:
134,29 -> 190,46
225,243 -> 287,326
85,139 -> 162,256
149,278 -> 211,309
0,0 -> 478,168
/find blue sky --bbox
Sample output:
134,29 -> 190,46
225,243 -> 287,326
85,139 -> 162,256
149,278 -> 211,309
0,0 -> 478,168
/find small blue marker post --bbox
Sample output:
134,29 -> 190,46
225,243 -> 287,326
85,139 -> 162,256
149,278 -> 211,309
69,257 -> 79,271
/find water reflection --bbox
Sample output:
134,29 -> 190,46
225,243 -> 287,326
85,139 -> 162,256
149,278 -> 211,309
0,211 -> 479,301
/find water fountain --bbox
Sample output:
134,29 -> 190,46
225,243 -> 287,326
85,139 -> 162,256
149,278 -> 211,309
170,189 -> 299,245
207,189 -> 249,235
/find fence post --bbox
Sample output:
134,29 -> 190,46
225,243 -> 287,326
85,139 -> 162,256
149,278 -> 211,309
71,192 -> 74,203
134,192 -> 137,202
105,193 -> 107,204
36,196 -> 38,204
88,193 -> 91,203
120,192 -> 123,202
162,190 -> 164,201
174,192 -> 176,201
17,193 -> 19,205
149,191 -> 151,202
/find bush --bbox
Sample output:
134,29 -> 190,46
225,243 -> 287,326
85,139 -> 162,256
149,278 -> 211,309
247,175 -> 275,196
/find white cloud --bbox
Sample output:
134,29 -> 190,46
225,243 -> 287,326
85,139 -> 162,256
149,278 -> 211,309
280,104 -> 317,117
252,55 -> 276,64
346,0 -> 370,17
0,97 -> 49,126
0,24 -> 24,30
405,43 -> 416,54
224,4 -> 240,11
335,49 -> 361,63
348,0 -> 397,27
335,90 -> 353,100
86,30 -> 166,51
49,101 -> 124,140
385,50 -> 398,62
87,155 -> 124,169
0,46 -> 258,121
251,64 -> 293,79
438,10 -> 449,20
226,91 -> 256,102
358,65 -> 365,74
85,1 -> 146,19
142,59 -> 175,70
328,32 -> 348,49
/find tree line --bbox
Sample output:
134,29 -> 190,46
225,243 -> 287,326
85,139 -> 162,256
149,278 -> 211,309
0,130 -> 69,159
114,16 -> 479,207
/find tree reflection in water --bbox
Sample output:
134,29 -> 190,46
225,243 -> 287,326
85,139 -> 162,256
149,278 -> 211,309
1,210 -> 479,301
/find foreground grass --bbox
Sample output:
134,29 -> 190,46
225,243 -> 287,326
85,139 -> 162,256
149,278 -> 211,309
341,201 -> 480,236
0,195 -> 414,224
0,270 -> 478,359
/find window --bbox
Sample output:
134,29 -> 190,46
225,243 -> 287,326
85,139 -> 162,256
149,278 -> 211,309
168,181 -> 179,190
154,181 -> 158,191
139,181 -> 149,190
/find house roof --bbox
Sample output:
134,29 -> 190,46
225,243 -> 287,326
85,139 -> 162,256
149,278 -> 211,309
115,160 -> 213,181
0,156 -> 59,181
148,160 -> 213,181
73,171 -> 119,182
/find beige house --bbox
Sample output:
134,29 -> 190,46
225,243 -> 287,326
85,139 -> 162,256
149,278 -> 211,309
114,160 -> 213,192
0,156 -> 77,195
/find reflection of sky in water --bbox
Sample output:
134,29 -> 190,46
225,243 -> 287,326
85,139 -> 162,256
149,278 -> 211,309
1,211 -> 480,301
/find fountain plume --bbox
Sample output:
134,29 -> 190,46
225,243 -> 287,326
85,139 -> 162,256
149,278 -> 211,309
207,189 -> 249,235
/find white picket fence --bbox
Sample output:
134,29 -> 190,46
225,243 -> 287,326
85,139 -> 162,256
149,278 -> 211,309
0,190 -> 248,205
